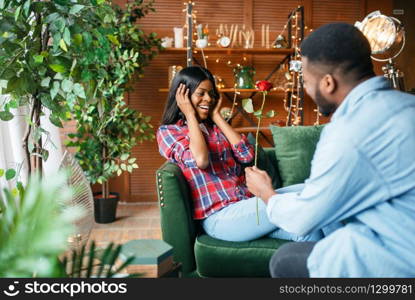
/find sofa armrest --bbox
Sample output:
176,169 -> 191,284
156,161 -> 198,276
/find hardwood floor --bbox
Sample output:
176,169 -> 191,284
89,202 -> 161,247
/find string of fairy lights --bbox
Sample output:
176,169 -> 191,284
286,8 -> 303,126
181,2 -> 321,126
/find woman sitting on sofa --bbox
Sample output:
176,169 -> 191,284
157,66 -> 323,242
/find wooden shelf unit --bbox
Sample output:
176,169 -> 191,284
157,4 -> 305,147
160,47 -> 294,55
158,87 -> 289,93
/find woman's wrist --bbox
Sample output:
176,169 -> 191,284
184,111 -> 197,121
211,112 -> 224,123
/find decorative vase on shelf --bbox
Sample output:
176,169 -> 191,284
195,37 -> 208,48
233,66 -> 255,89
161,36 -> 173,48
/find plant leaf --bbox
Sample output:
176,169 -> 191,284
59,39 -> 68,52
41,149 -> 49,161
23,0 -> 31,16
0,169 -> 4,177
265,110 -> 276,118
54,72 -> 64,80
107,34 -> 120,46
73,33 -> 82,45
5,168 -> 16,180
50,81 -> 60,100
61,79 -> 73,93
41,77 -> 51,87
49,64 -> 66,73
69,4 -> 84,15
34,55 -> 44,64
73,83 -> 86,99
45,12 -> 59,24
63,28 -> 71,46
14,5 -> 21,21
49,114 -> 63,128
242,98 -> 254,113
254,109 -> 262,118
0,111 -> 14,121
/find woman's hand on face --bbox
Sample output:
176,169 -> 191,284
176,83 -> 195,118
211,94 -> 223,121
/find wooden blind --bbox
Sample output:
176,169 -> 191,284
312,0 -> 363,28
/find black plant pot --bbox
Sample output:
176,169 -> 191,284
93,192 -> 120,224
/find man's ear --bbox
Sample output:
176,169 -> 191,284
320,74 -> 336,94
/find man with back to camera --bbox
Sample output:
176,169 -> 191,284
245,22 -> 415,277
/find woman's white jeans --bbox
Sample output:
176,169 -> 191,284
202,184 -> 331,242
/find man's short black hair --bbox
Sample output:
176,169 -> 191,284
301,23 -> 375,80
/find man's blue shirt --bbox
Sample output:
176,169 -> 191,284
267,76 -> 415,277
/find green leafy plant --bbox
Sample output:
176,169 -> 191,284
62,241 -> 138,278
0,172 -> 136,277
67,0 -> 161,199
0,167 -> 16,181
0,172 -> 81,277
0,0 -> 118,175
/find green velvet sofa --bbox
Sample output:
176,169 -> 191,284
155,147 -> 288,278
155,125 -> 323,277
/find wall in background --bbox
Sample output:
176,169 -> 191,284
393,0 -> 415,91
104,0 -> 396,202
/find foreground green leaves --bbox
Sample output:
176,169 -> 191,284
62,241 -> 138,278
0,173 -> 83,277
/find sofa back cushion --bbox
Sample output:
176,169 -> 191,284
269,125 -> 324,187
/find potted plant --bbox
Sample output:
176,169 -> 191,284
0,0 -> 128,182
67,0 -> 161,223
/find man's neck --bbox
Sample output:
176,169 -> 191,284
336,74 -> 375,105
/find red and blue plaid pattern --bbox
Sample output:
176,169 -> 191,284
157,120 -> 255,220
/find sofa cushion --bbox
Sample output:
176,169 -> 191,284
246,133 -> 281,189
269,125 -> 324,187
194,234 -> 288,277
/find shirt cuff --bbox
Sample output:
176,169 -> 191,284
231,134 -> 254,158
266,192 -> 300,227
181,150 -> 198,168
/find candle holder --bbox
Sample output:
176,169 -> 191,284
173,27 -> 184,48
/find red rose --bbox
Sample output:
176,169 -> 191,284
255,80 -> 273,92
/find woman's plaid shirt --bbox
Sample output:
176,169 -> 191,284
157,120 -> 255,220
